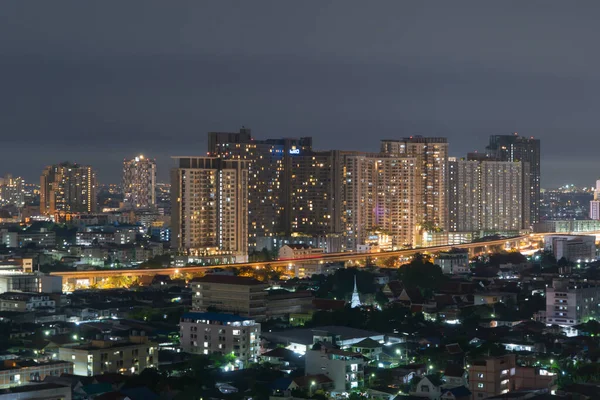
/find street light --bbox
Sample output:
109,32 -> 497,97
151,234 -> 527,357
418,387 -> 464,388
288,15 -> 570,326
310,381 -> 316,396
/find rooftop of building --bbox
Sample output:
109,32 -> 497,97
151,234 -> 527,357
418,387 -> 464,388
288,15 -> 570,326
65,338 -> 152,351
0,292 -> 51,300
262,326 -> 382,346
0,382 -> 69,394
190,275 -> 266,286
0,359 -> 71,371
181,312 -> 254,323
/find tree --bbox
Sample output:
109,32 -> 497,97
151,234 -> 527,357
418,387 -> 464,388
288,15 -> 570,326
397,254 -> 445,292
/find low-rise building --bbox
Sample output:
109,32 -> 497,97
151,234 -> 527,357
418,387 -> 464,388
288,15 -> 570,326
0,292 -> 55,312
58,335 -> 157,376
190,275 -> 268,320
0,382 -> 72,400
474,292 -> 518,305
436,250 -> 470,275
545,279 -> 600,329
0,359 -> 73,388
278,244 -> 325,260
544,235 -> 596,263
305,347 -> 365,393
468,354 -> 516,399
179,312 -> 260,366
266,290 -> 314,320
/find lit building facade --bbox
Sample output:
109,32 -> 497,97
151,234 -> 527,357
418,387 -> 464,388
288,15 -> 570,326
342,153 -> 417,250
123,155 -> 156,209
0,174 -> 25,208
171,157 -> 249,262
468,354 -> 516,398
448,157 -> 523,232
179,312 -> 261,365
305,347 -> 365,393
58,335 -> 157,376
381,136 -> 448,231
40,162 -> 97,217
486,133 -> 540,226
590,179 -> 600,220
208,128 -> 342,246
190,275 -> 268,320
545,280 -> 600,328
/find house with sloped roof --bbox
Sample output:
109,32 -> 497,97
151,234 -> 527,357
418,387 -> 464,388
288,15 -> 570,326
351,338 -> 383,360
410,375 -> 444,399
443,364 -> 468,389
440,385 -> 471,400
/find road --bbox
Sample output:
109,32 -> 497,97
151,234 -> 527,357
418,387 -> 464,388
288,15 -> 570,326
51,236 -> 526,283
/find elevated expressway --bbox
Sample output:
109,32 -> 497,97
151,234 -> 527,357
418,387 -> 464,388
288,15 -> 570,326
51,235 -> 530,286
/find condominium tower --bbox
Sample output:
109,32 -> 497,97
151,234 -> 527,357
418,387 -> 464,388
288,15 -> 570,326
342,153 -> 417,250
171,157 -> 249,262
448,157 -> 523,232
486,133 -> 540,227
40,162 -> 97,216
208,128 -> 341,244
123,155 -> 156,209
381,137 -> 448,231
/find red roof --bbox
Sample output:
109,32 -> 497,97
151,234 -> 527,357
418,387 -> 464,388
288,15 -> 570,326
191,275 -> 266,286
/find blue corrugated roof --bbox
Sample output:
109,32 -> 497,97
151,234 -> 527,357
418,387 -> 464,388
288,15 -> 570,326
181,312 -> 250,323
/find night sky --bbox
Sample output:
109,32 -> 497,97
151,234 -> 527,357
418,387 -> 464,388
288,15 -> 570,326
1,1 -> 599,187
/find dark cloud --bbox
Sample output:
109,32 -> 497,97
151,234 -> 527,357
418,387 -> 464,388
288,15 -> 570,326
1,1 -> 599,186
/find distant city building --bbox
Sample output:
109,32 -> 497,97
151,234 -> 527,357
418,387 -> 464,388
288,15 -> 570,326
0,174 -> 25,208
590,179 -> 600,220
190,275 -> 268,320
486,133 -> 541,226
533,219 -> 600,234
545,279 -> 600,329
448,157 -> 523,232
544,235 -> 596,263
123,155 -> 156,209
342,152 -> 417,250
381,136 -> 448,231
179,312 -> 260,366
208,128 -> 342,247
171,157 -> 249,262
40,162 -> 97,217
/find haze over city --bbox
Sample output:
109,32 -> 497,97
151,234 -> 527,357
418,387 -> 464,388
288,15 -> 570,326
3,3 -> 600,399
2,1 -> 600,186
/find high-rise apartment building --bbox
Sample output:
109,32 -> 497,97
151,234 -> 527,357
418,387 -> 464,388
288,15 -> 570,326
289,150 -> 342,236
381,136 -> 448,231
0,174 -> 25,208
486,133 -> 540,226
171,157 -> 248,262
342,153 -> 417,250
590,179 -> 600,220
448,157 -> 523,232
40,163 -> 97,217
208,128 -> 341,244
123,155 -> 156,209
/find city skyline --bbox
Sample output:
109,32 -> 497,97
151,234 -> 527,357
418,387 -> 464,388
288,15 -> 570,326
2,2 -> 600,186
